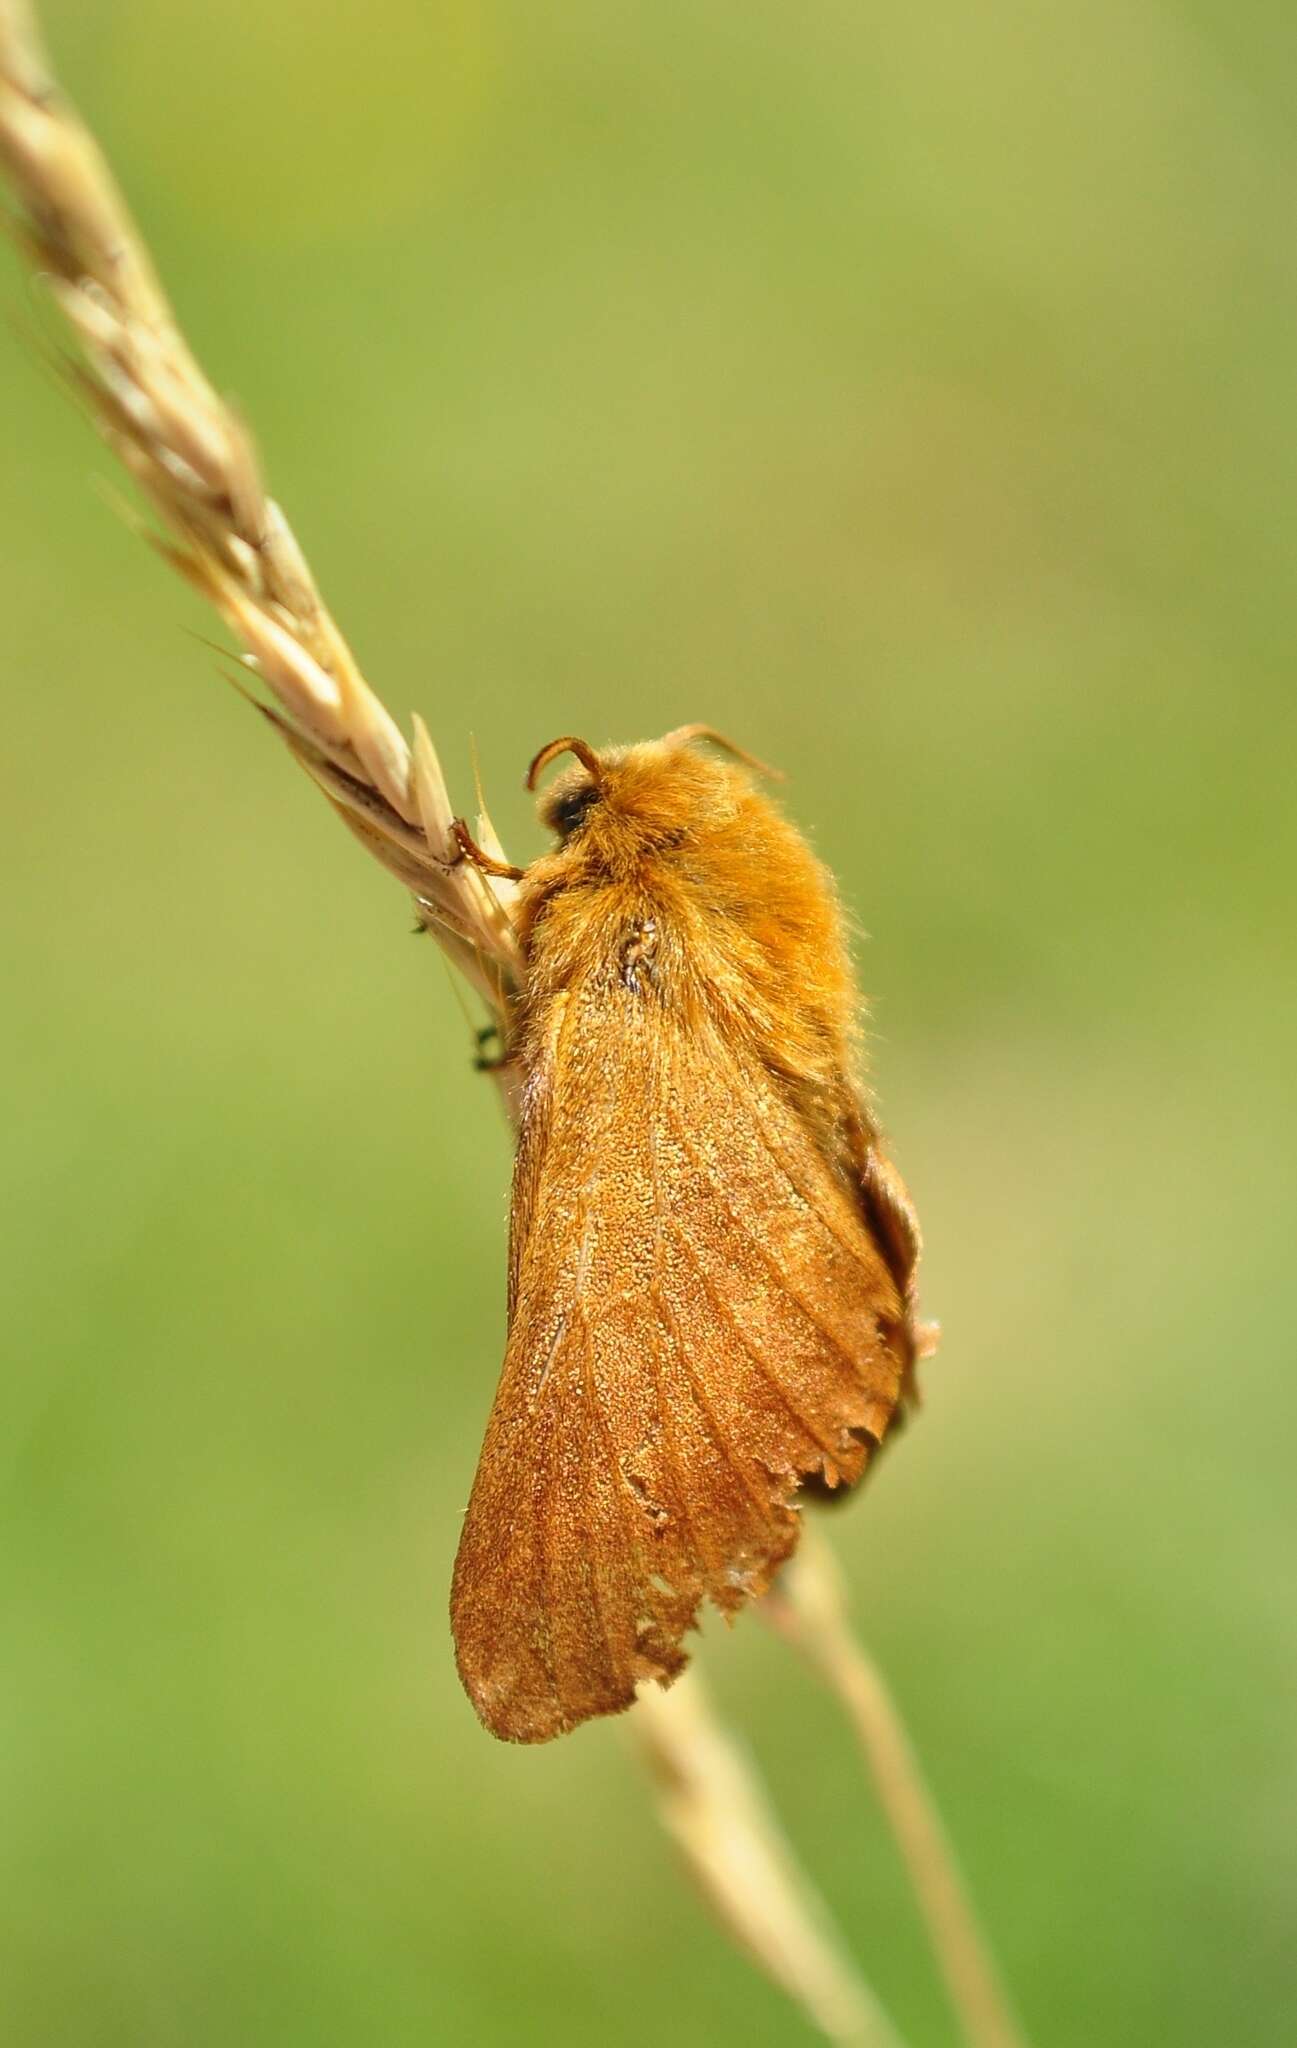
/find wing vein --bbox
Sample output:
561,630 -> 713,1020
666,1111 -> 880,1382
653,1278 -> 777,1521
669,1222 -> 856,1473
528,1401 -> 565,1728
692,1031 -> 892,1282
577,1306 -> 637,1694
751,1110 -> 894,1280
645,1070 -> 709,1575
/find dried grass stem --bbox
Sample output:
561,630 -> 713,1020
769,1531 -> 1030,2048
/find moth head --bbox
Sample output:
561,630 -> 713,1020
527,727 -> 779,855
528,736 -> 606,843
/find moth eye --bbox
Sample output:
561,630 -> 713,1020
551,785 -> 599,839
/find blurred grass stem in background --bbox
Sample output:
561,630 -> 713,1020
635,1671 -> 906,2048
769,1532 -> 1028,2048
0,2 -> 1029,2042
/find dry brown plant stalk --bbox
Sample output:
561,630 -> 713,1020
0,0 -> 521,1034
635,1671 -> 906,2048
0,7 -> 1024,2044
768,1532 -> 1029,2048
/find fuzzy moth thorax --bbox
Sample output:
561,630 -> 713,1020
518,729 -> 856,1066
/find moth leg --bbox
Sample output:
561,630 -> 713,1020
450,817 -> 526,882
472,1022 -> 514,1073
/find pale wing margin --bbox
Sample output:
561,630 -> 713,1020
451,979 -> 908,1742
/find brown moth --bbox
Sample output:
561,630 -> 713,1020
450,727 -> 929,1743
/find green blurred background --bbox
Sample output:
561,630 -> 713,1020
2,3 -> 1294,2043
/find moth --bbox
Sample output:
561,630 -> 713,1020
450,726 -> 930,1742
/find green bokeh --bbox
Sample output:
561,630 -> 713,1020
3,3 -> 1294,2043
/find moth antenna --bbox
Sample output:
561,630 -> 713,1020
525,735 -> 605,791
663,724 -> 784,781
